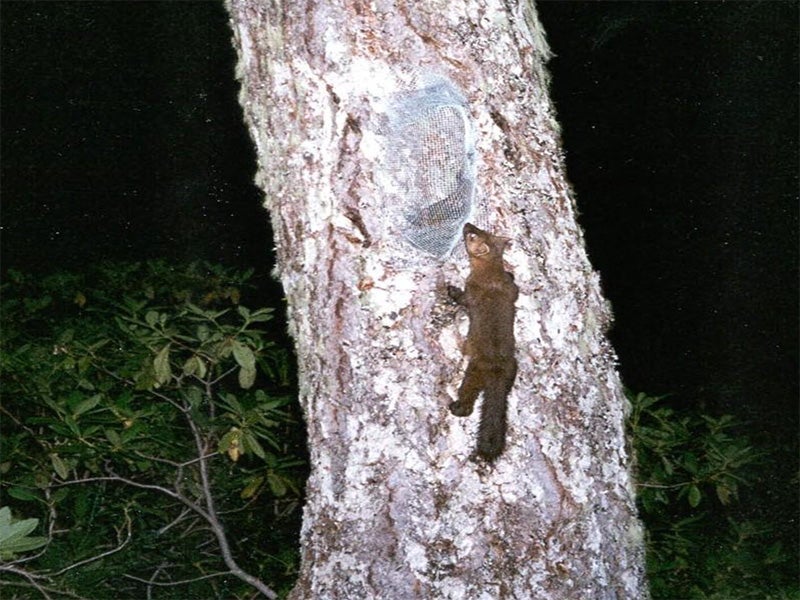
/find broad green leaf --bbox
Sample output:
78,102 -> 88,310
238,365 -> 256,389
182,357 -> 197,376
0,508 -> 47,559
1,535 -> 47,555
232,342 -> 256,371
195,357 -> 208,378
87,338 -> 111,353
221,393 -> 243,414
0,514 -> 38,544
185,302 -> 209,317
267,472 -> 287,497
7,487 -> 39,502
248,308 -> 275,323
134,365 -> 157,391
185,387 -> 203,409
240,476 -> 264,500
260,397 -> 290,411
57,328 -> 75,344
687,484 -> 702,508
120,421 -> 143,443
51,488 -> 69,505
47,421 -> 73,437
153,344 -> 172,385
242,431 -> 266,460
34,472 -> 49,489
77,357 -> 93,379
105,428 -> 122,447
683,452 -> 699,475
716,482 -> 736,505
183,355 -> 204,377
73,393 -> 103,417
65,390 -> 85,412
145,310 -> 159,327
64,415 -> 81,437
50,454 -> 69,480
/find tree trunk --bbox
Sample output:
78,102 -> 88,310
226,1 -> 648,598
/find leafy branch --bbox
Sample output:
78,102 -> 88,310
627,390 -> 792,598
1,262 -> 302,599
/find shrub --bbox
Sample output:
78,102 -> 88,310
628,391 -> 797,599
0,261 -> 304,599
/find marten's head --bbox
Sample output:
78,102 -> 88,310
463,223 -> 510,262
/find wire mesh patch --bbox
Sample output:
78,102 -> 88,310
386,77 -> 476,257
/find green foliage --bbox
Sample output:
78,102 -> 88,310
0,507 -> 48,560
628,391 -> 798,599
1,261 -> 304,599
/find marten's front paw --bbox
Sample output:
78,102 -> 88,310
449,400 -> 473,417
447,285 -> 465,304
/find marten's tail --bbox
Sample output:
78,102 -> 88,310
476,360 -> 517,461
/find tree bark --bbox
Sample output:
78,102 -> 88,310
226,1 -> 649,598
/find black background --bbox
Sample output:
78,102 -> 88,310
2,0 -> 797,560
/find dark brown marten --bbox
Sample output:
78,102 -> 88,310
448,223 -> 518,461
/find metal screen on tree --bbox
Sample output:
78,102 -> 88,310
387,77 -> 476,257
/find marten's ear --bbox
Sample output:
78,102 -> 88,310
486,234 -> 511,256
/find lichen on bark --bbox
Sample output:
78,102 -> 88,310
226,1 -> 649,598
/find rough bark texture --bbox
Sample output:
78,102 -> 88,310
226,1 -> 648,598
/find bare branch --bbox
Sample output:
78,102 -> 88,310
0,565 -> 54,600
156,507 -> 194,536
49,454 -> 276,598
47,507 -> 132,577
7,581 -> 93,600
638,481 -> 694,489
0,576 -> 90,600
123,570 -> 231,587
51,475 -> 210,521
183,406 -> 277,599
133,450 -> 219,468
208,364 -> 239,386
46,345 -> 277,598
0,403 -> 43,442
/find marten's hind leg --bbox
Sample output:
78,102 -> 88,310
449,361 -> 484,417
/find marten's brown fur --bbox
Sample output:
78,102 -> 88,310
448,223 -> 518,461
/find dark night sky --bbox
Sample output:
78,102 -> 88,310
1,1 -> 267,274
537,2 -> 798,415
1,0 -> 797,548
